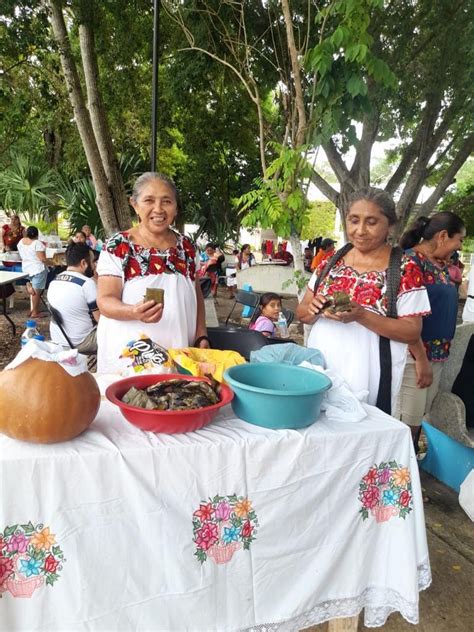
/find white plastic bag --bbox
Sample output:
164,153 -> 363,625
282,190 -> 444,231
459,469 -> 474,521
299,361 -> 368,423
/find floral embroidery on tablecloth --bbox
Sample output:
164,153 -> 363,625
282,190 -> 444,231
0,522 -> 66,598
358,462 -> 413,523
193,494 -> 259,564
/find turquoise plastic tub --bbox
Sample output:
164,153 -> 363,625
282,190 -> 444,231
224,362 -> 331,429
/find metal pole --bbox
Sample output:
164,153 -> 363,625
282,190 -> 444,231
151,0 -> 160,171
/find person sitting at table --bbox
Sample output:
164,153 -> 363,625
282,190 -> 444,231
2,215 -> 24,251
81,225 -> 98,249
249,292 -> 282,337
17,226 -> 48,318
47,242 -> 100,353
273,242 -> 294,266
310,238 -> 336,271
70,230 -> 87,245
96,172 -> 208,374
237,244 -> 255,270
296,187 -> 431,414
197,243 -> 225,298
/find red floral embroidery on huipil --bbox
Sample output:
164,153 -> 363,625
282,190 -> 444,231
105,231 -> 196,282
312,254 -> 425,316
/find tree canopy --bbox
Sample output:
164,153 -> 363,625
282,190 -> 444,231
1,0 -> 472,243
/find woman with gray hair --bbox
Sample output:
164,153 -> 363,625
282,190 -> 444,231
296,188 -> 431,414
96,172 -> 208,374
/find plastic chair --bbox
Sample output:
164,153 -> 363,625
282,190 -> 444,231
225,290 -> 260,325
282,308 -> 294,326
207,326 -> 270,361
48,305 -> 97,370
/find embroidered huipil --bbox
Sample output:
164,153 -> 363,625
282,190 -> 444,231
96,231 -> 197,374
307,254 -> 431,410
404,249 -> 458,361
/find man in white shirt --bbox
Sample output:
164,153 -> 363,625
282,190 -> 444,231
47,243 -> 100,353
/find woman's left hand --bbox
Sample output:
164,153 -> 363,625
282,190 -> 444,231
322,301 -> 364,324
415,357 -> 433,388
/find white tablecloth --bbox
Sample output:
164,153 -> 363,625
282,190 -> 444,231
45,247 -> 66,260
0,379 -> 431,631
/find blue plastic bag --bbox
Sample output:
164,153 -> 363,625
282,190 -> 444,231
250,343 -> 326,368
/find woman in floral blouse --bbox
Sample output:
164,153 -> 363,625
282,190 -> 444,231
395,212 -> 465,443
297,188 -> 430,414
96,173 -> 208,374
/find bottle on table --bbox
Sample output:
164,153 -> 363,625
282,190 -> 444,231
276,311 -> 289,338
33,334 -> 46,342
20,319 -> 40,347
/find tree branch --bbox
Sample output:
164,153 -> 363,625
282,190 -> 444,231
322,139 -> 352,184
417,133 -> 474,216
309,170 -> 339,205
350,86 -> 380,188
281,0 -> 307,146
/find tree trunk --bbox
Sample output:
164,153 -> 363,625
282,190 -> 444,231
45,0 -> 125,236
78,3 -> 131,229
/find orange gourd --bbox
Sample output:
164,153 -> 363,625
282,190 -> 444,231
0,358 -> 100,443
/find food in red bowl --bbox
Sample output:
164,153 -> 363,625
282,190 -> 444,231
105,373 -> 233,433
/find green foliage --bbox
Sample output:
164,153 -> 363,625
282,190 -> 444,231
238,146 -> 314,237
0,154 -> 58,220
301,202 -> 337,240
439,160 -> 474,237
29,220 -> 58,235
282,270 -> 309,293
57,177 -> 106,240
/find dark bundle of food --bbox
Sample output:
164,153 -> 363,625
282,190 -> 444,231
322,291 -> 352,314
122,377 -> 220,411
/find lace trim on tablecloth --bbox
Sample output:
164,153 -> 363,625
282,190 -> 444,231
240,561 -> 432,631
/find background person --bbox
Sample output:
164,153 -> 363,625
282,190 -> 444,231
197,243 -> 225,298
249,292 -> 282,337
236,244 -> 255,270
71,230 -> 87,244
82,224 -> 98,249
96,172 -> 208,374
225,248 -> 240,299
310,238 -> 336,271
296,188 -> 430,414
304,247 -> 313,272
17,226 -> 48,318
273,242 -> 294,265
2,214 -> 24,251
395,212 -> 466,448
47,242 -> 99,353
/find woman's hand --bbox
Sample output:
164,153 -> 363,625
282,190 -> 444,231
197,337 -> 210,349
305,294 -> 328,320
322,301 -> 365,324
415,356 -> 433,388
132,299 -> 163,324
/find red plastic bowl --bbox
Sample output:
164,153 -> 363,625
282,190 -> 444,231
105,373 -> 234,434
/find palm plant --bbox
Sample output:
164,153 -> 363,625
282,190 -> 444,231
57,176 -> 106,240
0,154 -> 58,222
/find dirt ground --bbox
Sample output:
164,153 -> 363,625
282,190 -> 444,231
1,285 -> 472,631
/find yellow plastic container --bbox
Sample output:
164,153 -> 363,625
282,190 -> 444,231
168,348 -> 246,383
